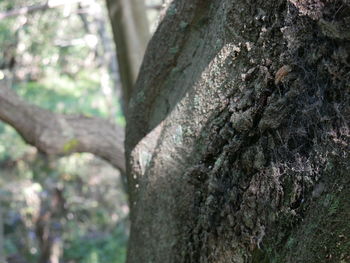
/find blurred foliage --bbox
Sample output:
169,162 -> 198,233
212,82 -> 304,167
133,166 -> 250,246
0,0 -> 125,125
63,224 -> 127,263
0,0 -> 163,261
0,153 -> 129,263
0,0 -> 137,262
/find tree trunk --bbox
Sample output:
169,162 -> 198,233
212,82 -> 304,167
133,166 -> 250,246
126,0 -> 350,262
0,207 -> 5,263
105,0 -> 150,109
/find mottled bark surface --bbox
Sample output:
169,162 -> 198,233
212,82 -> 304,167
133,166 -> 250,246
126,0 -> 349,262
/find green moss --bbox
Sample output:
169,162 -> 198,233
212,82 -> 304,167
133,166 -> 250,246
63,139 -> 79,153
286,237 -> 296,249
179,21 -> 188,30
167,4 -> 177,16
169,46 -> 179,54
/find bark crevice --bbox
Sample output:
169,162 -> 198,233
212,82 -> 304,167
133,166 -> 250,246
126,0 -> 350,262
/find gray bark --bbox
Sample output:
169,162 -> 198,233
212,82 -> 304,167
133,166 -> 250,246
105,0 -> 150,108
0,207 -> 4,263
126,0 -> 350,262
0,84 -> 125,173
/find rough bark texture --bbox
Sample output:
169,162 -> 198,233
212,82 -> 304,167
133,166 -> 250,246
0,84 -> 125,173
0,207 -> 4,263
126,0 -> 350,262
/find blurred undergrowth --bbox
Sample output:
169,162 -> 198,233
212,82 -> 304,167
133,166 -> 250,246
0,0 -> 146,262
0,0 -> 163,261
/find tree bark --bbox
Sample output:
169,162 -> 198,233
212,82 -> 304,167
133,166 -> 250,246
105,0 -> 150,109
0,207 -> 4,263
126,0 -> 350,262
0,84 -> 125,173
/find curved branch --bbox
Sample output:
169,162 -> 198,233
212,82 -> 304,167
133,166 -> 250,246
0,84 -> 125,173
0,0 -> 84,20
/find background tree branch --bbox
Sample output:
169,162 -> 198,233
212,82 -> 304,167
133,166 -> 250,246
105,0 -> 150,110
0,84 -> 125,173
0,0 -> 84,20
0,0 -> 162,21
1,0 -> 151,113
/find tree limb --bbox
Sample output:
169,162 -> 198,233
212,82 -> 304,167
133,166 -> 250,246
0,84 -> 125,173
105,0 -> 150,110
0,0 -> 83,20
1,0 -> 151,114
0,3 -> 49,20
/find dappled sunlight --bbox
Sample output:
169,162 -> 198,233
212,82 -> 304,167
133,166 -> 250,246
0,0 -> 154,261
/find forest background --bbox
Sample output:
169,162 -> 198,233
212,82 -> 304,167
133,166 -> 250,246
1,0 -> 349,262
0,0 -> 161,262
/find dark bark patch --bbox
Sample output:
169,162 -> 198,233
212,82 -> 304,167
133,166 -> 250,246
183,1 -> 350,262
